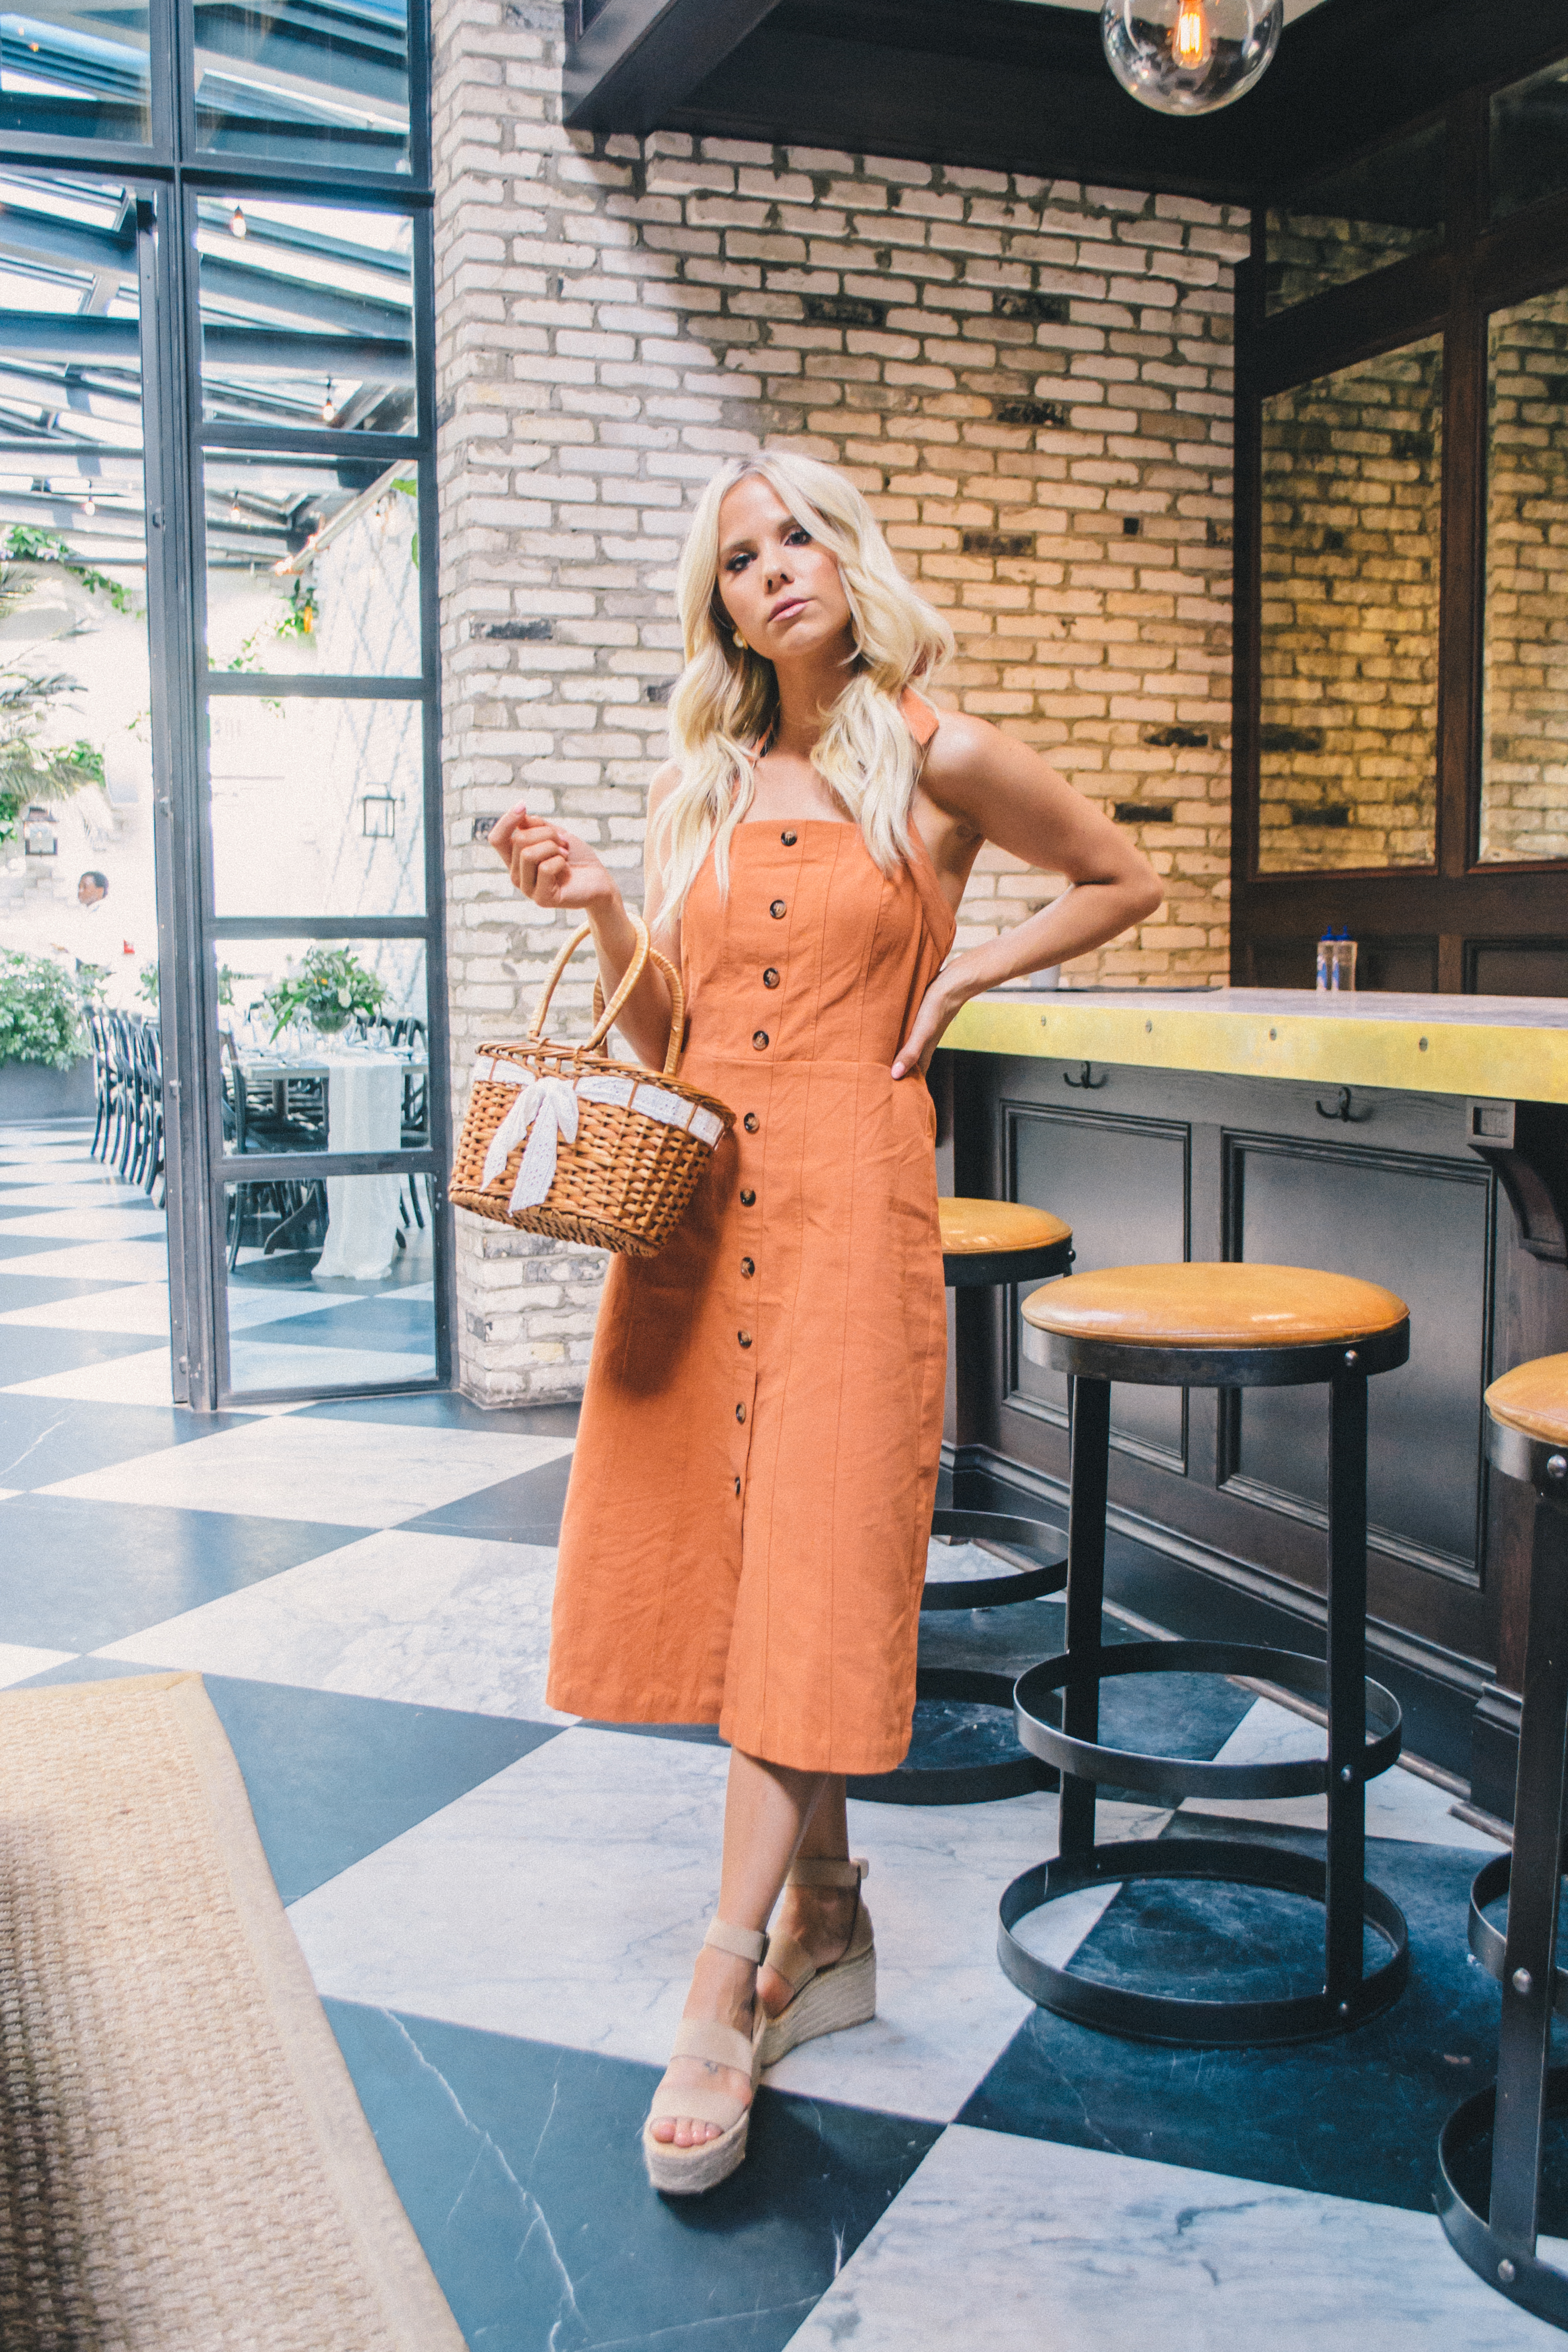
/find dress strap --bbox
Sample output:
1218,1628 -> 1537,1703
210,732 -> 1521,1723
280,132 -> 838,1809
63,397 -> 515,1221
898,685 -> 941,749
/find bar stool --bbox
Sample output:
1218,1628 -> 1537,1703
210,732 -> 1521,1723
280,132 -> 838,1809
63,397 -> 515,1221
849,1198 -> 1073,1808
997,1261 -> 1411,2044
1438,1354 -> 1568,2331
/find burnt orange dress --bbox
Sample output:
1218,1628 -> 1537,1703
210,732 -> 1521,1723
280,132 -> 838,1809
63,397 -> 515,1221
545,695 -> 954,1774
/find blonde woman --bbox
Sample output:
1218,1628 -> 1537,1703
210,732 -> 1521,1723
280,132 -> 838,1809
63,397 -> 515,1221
491,452 -> 1160,2195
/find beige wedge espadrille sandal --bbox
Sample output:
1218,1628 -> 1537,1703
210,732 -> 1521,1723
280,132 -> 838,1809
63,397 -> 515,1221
643,1919 -> 769,2196
758,1856 -> 875,2067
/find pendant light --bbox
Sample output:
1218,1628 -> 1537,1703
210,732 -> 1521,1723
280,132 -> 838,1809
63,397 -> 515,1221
1101,0 -> 1283,116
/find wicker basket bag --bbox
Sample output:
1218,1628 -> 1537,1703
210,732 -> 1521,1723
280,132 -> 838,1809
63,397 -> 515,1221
449,913 -> 734,1256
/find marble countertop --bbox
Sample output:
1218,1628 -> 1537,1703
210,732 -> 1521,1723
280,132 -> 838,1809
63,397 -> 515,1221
943,987 -> 1568,1103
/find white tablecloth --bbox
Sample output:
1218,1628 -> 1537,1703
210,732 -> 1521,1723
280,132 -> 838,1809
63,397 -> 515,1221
312,1052 -> 410,1282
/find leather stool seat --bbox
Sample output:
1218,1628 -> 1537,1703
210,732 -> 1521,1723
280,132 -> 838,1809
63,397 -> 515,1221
1022,1262 -> 1410,1389
939,1196 -> 1073,1290
1485,1354 -> 1568,1450
1023,1261 -> 1408,1349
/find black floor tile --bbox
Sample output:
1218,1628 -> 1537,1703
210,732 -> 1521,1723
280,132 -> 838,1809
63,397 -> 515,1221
0,1273 -> 137,1313
0,1325 -> 168,1382
965,1468 -> 1476,1786
0,1396 -> 258,1490
301,1391 -> 580,1440
401,1452 -> 575,1544
959,1820 -> 1509,2214
251,1302 -> 435,1357
199,1678 -> 562,1904
0,1493 -> 361,1648
327,2004 -> 940,2352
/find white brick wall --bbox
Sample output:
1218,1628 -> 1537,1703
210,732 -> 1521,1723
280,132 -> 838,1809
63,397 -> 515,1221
432,0 -> 1247,1403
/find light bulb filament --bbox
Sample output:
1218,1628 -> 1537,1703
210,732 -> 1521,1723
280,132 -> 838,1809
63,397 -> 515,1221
1175,0 -> 1210,67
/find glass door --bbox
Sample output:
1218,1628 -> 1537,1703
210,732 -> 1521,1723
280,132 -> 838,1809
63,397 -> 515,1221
190,187 -> 448,1403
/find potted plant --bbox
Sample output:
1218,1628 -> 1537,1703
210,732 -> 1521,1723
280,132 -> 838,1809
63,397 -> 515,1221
258,946 -> 387,1039
0,949 -> 95,1119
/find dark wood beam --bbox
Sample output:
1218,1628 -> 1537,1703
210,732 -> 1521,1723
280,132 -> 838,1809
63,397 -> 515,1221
564,0 -> 783,133
559,0 -> 1568,209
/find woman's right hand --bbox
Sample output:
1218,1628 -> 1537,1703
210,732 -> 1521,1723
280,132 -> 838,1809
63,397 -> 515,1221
488,802 -> 617,914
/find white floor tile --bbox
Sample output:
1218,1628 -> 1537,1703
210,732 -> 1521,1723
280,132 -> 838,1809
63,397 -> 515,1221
0,1181 -> 150,1210
226,1341 -> 437,1393
287,1724 -> 1160,2124
0,1282 -> 174,1336
99,1527 -> 572,1721
5,1348 -> 174,1405
0,1239 -> 171,1283
0,1640 -> 76,1687
785,2127 -> 1562,2351
1180,1696 -> 1506,1851
0,1206 -> 167,1241
41,1412 -> 573,1527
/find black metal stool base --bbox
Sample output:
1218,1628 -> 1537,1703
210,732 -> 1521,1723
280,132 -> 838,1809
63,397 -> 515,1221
998,1834 -> 1409,2046
847,1668 -> 1055,1807
1439,2069 -> 1568,2331
922,1508 -> 1067,1610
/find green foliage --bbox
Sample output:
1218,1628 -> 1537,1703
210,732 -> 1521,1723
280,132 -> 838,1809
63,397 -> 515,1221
0,951 -> 91,1069
258,946 -> 386,1040
138,960 -> 241,1011
0,630 -> 106,848
1,527 -> 135,614
394,476 -> 419,570
275,579 -> 318,640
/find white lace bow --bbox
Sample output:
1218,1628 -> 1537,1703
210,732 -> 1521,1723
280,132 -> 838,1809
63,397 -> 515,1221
480,1075 -> 580,1213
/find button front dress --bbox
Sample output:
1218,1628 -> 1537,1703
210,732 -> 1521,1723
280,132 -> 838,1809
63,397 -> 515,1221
545,697 -> 955,1775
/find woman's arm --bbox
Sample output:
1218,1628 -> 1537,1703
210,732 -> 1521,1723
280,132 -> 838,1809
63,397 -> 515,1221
892,714 -> 1163,1079
488,766 -> 682,1070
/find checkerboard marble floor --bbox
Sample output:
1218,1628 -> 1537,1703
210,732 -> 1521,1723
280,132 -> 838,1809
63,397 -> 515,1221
1,1117 -> 1559,2349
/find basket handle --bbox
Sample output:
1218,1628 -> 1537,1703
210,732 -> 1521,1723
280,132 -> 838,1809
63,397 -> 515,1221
527,914 -> 687,1079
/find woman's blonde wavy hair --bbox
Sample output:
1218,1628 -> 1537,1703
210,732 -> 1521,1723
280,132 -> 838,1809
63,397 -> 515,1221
653,452 -> 954,921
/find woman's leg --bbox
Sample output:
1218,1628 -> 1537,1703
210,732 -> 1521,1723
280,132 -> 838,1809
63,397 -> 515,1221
651,1746 -> 826,2148
757,1774 -> 859,2020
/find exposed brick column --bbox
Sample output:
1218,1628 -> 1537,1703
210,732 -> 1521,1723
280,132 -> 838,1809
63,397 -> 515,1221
431,0 -> 1245,1404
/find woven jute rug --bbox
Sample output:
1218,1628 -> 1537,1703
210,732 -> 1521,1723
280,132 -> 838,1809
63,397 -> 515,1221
0,1672 -> 465,2352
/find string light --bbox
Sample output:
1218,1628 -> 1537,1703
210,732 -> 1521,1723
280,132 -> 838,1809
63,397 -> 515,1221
230,205 -> 247,238
321,379 -> 336,424
82,493 -> 96,516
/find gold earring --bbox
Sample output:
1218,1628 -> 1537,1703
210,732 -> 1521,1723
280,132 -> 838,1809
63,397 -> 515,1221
733,630 -> 747,651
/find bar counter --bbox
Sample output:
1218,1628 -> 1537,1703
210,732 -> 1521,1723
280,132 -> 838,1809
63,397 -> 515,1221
934,989 -> 1568,1820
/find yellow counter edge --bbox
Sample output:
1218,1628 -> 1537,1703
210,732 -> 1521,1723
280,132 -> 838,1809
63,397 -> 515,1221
945,996 -> 1568,1107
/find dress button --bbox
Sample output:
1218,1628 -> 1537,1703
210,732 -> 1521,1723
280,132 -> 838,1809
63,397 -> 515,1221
736,1402 -> 747,1424
739,1330 -> 752,1348
743,1112 -> 759,1134
740,1256 -> 755,1277
734,1476 -> 741,1497
740,1187 -> 756,1206
770,899 -> 786,919
752,1030 -> 769,1050
781,828 -> 797,846
763,968 -> 779,988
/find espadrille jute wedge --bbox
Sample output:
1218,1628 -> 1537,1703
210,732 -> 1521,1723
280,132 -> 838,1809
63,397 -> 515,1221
758,1856 -> 875,2067
643,1919 -> 768,2196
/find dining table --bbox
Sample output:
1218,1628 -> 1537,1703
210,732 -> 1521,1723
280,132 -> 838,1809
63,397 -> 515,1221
238,1040 -> 428,1282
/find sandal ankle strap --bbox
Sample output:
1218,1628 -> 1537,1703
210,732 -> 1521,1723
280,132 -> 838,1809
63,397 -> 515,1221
703,1917 -> 770,1965
786,1855 -> 868,1891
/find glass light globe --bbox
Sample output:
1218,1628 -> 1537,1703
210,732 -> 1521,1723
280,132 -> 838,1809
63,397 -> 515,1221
1101,0 -> 1283,116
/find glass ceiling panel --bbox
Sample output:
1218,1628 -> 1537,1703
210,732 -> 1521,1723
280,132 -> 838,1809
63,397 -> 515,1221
193,0 -> 410,176
0,4 -> 152,146
198,194 -> 415,435
0,169 -> 144,529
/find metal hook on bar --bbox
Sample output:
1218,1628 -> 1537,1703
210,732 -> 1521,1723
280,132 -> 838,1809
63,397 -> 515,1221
1315,1086 -> 1373,1124
1064,1062 -> 1108,1091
